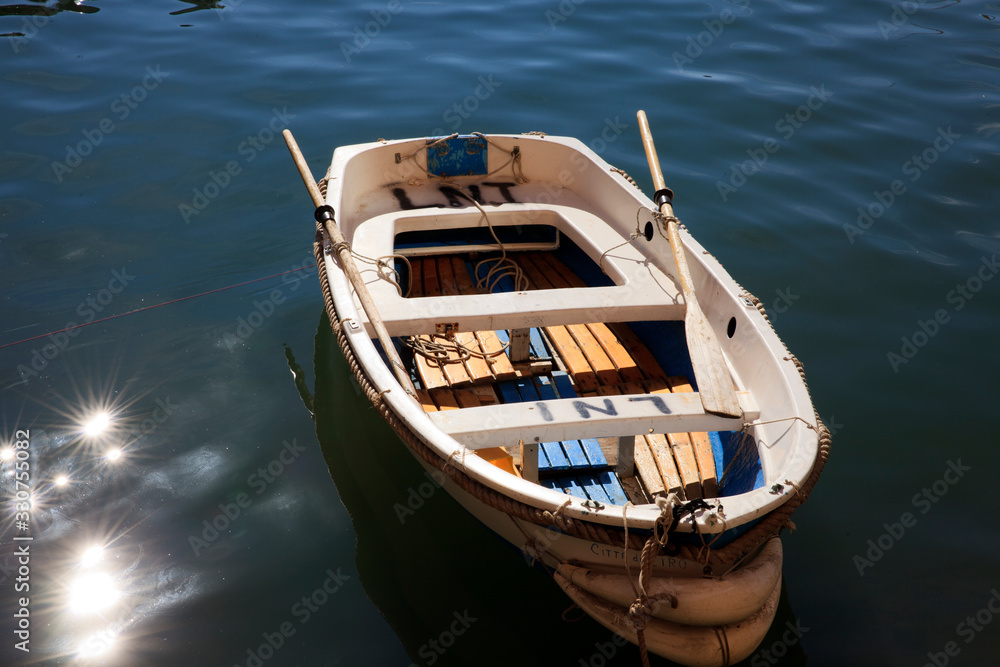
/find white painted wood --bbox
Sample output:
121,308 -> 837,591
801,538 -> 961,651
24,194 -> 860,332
346,204 -> 684,337
617,435 -> 635,478
520,442 -> 538,483
427,391 -> 757,449
508,328 -> 531,362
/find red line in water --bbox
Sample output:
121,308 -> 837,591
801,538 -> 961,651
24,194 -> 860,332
0,264 -> 318,351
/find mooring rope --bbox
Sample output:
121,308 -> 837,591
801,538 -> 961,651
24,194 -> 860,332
0,264 -> 317,351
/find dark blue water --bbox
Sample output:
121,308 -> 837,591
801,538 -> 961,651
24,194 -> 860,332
2,1 -> 999,665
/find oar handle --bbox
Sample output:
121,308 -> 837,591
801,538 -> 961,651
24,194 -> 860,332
636,110 -> 675,215
283,130 -> 326,208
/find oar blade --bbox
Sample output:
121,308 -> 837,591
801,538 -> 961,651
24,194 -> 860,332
683,298 -> 741,417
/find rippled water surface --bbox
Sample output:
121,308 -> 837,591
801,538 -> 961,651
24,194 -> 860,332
2,1 -> 999,665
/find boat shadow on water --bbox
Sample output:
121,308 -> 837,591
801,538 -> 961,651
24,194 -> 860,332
286,313 -> 808,667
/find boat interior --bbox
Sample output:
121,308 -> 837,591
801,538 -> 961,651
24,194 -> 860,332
328,134 -> 767,515
372,227 -> 764,510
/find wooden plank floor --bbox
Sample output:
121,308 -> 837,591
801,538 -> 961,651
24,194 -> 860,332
407,257 -> 517,388
404,250 -> 721,500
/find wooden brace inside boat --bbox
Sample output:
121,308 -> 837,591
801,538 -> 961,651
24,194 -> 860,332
428,389 -> 756,449
347,204 -> 685,337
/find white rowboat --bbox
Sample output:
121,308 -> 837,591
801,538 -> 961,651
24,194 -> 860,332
285,123 -> 830,667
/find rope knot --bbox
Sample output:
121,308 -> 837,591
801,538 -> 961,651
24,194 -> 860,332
628,600 -> 651,631
543,499 -> 573,531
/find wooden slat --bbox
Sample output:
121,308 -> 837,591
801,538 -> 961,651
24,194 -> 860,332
633,436 -> 665,496
474,330 -> 518,380
647,433 -> 685,497
528,252 -> 573,289
436,256 -> 460,296
562,476 -> 587,501
439,343 -> 472,386
587,324 -> 644,383
518,254 -> 620,386
452,387 -> 482,409
666,431 -> 702,499
647,379 -> 701,499
509,255 -> 593,381
540,442 -> 570,471
606,322 -> 669,382
578,473 -> 613,504
536,326 -> 599,391
469,384 -> 500,406
667,376 -> 719,498
567,324 -> 621,385
580,438 -> 608,467
455,331 -> 494,382
430,388 -> 460,411
417,259 -> 471,387
529,328 -> 552,360
620,476 -> 649,505
437,257 -> 494,384
457,333 -> 494,382
450,256 -> 518,381
533,375 -> 558,400
407,259 -> 424,298
408,260 -> 451,389
413,340 -> 449,389
415,389 -> 438,412
595,471 -> 629,505
514,252 -> 553,290
561,440 -> 591,468
530,253 -> 642,382
541,478 -> 563,492
422,254 -> 440,294
449,255 -> 477,293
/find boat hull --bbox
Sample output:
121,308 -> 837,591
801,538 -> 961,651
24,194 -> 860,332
555,569 -> 782,667
305,132 -> 831,667
404,451 -> 783,662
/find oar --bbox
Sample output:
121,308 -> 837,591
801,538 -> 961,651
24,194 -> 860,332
282,129 -> 417,398
636,110 -> 741,418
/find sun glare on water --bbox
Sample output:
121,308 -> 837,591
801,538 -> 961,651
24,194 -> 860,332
82,412 -> 111,436
69,573 -> 121,614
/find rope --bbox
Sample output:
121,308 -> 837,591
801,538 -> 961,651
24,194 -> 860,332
626,496 -> 677,667
403,333 -> 508,366
396,132 -> 528,186
467,196 -> 530,294
312,198 -> 833,575
610,166 -> 640,189
598,218 -> 642,276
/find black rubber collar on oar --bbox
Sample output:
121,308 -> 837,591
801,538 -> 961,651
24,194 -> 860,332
314,204 -> 336,223
654,188 -> 674,208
